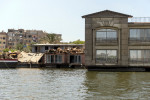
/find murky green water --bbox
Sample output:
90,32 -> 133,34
0,68 -> 150,100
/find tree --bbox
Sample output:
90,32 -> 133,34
40,33 -> 62,44
23,45 -> 32,53
16,43 -> 32,52
69,39 -> 85,44
3,48 -> 9,52
3,48 -> 17,53
16,43 -> 24,51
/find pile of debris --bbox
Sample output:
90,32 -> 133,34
18,51 -> 44,64
46,47 -> 84,54
0,52 -> 18,59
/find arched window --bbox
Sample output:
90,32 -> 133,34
96,29 -> 117,42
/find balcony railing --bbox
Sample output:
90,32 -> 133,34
128,17 -> 150,23
129,58 -> 150,63
129,37 -> 150,43
96,58 -> 118,64
96,38 -> 118,43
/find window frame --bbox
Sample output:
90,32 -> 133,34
96,49 -> 118,64
129,49 -> 150,64
129,28 -> 150,42
96,28 -> 118,43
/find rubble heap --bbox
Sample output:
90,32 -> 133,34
46,47 -> 84,54
0,52 -> 18,59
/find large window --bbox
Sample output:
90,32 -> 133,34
46,55 -> 54,63
96,50 -> 117,63
55,55 -> 62,63
96,29 -> 117,43
129,29 -> 150,42
130,50 -> 150,64
46,55 -> 62,63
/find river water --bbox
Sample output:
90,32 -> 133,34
0,68 -> 150,100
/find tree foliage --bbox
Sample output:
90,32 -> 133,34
3,48 -> 17,53
16,44 -> 24,51
23,45 -> 32,53
69,39 -> 85,44
40,33 -> 62,44
16,43 -> 24,51
15,43 -> 32,52
3,48 -> 10,52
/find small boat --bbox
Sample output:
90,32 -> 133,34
0,59 -> 18,68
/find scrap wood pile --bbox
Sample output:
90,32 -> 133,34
46,47 -> 84,54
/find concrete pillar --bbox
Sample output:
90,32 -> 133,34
120,25 -> 129,66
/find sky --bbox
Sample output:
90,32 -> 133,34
0,0 -> 150,42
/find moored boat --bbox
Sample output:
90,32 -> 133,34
0,59 -> 18,68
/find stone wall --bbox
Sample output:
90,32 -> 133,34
85,17 -> 129,66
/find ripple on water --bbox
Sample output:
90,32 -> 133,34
0,69 -> 150,100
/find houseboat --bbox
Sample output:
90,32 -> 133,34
44,47 -> 85,68
32,44 -> 85,68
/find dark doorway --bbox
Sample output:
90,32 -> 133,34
35,46 -> 38,52
45,46 -> 48,50
70,55 -> 81,63
51,55 -> 54,63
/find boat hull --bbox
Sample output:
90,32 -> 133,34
0,59 -> 18,68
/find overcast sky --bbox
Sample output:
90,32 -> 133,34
0,0 -> 150,42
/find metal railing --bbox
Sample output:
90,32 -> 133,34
128,17 -> 150,23
129,37 -> 150,43
96,58 -> 118,64
129,58 -> 150,63
96,38 -> 118,43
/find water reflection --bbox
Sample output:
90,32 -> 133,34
0,69 -> 150,100
0,68 -> 88,100
85,72 -> 150,100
